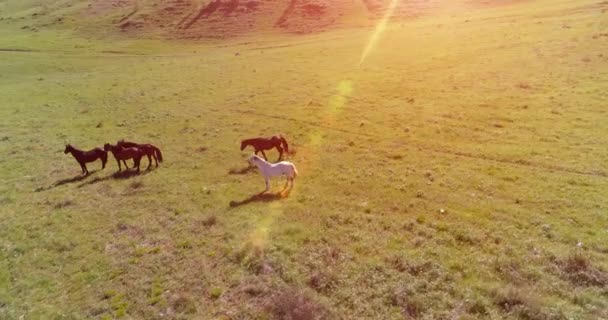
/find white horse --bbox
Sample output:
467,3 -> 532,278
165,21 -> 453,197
248,154 -> 298,193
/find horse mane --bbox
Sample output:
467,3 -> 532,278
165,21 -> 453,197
241,138 -> 258,144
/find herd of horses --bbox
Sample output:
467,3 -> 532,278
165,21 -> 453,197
64,139 -> 163,175
64,134 -> 296,193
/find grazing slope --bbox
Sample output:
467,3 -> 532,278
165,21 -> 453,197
1,0 -> 607,319
1,0 -> 463,38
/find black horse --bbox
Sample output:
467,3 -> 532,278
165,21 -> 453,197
240,135 -> 289,162
104,143 -> 145,172
116,140 -> 163,169
64,144 -> 107,175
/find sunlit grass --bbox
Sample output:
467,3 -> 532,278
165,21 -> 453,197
1,0 -> 607,319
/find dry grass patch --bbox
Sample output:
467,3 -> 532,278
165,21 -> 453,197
266,287 -> 329,320
557,252 -> 608,287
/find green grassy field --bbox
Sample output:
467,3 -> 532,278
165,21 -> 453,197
1,0 -> 608,319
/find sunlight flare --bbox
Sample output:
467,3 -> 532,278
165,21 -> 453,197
359,0 -> 400,66
249,202 -> 282,251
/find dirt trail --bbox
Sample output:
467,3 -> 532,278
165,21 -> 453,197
275,0 -> 297,27
118,0 -> 139,23
179,0 -> 222,29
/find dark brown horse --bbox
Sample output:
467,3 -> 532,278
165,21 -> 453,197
104,143 -> 144,172
240,135 -> 289,162
116,139 -> 163,169
64,144 -> 107,175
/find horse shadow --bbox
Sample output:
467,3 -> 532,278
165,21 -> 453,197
229,190 -> 290,208
78,169 -> 150,188
49,170 -> 100,189
228,165 -> 255,175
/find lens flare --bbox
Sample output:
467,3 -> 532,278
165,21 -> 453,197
248,201 -> 281,252
359,0 -> 400,66
243,81 -> 354,255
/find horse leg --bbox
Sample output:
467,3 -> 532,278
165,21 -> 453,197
77,161 -> 84,174
262,177 -> 270,193
288,178 -> 294,190
260,150 -> 268,161
147,154 -> 152,169
81,162 -> 88,175
116,159 -> 122,172
123,160 -> 129,169
276,146 -> 283,161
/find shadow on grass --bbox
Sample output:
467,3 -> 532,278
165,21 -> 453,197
228,165 -> 255,175
78,169 -> 151,188
229,190 -> 291,208
46,170 -> 100,190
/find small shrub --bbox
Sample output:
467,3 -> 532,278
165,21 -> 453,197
172,295 -> 196,314
389,255 -> 408,273
389,285 -> 425,318
129,181 -> 143,189
209,287 -> 223,300
558,252 -> 608,287
494,259 -> 526,284
307,269 -> 337,293
110,293 -> 128,318
242,284 -> 265,296
493,286 -> 526,312
53,199 -> 74,209
202,215 -> 217,227
491,286 -> 559,320
406,260 -> 435,276
149,279 -> 163,306
266,288 -> 328,320
233,241 -> 271,274
516,82 -> 531,89
177,241 -> 192,249
102,290 -> 116,300
453,231 -> 475,245
412,237 -> 424,247
467,297 -> 489,315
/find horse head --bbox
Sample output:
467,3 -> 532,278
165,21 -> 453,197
103,143 -> 112,152
64,144 -> 72,154
248,154 -> 259,165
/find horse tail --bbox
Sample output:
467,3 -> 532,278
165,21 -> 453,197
154,146 -> 163,162
279,135 -> 289,153
100,149 -> 108,169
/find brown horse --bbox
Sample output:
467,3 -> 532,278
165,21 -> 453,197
116,139 -> 163,169
240,135 -> 289,162
104,143 -> 144,172
64,144 -> 107,175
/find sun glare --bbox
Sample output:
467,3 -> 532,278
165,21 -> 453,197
359,0 -> 400,66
